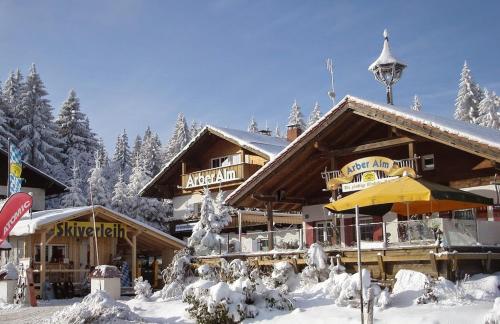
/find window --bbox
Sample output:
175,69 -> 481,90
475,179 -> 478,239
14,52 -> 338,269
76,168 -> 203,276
211,154 -> 241,168
421,154 -> 435,171
35,244 -> 68,263
453,209 -> 475,221
315,221 -> 337,245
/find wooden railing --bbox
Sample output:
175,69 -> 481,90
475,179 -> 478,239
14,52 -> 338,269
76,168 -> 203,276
181,163 -> 261,190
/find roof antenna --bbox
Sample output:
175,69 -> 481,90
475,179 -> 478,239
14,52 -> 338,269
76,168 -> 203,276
326,58 -> 336,106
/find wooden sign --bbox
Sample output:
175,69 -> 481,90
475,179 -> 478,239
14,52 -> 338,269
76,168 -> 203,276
55,221 -> 126,238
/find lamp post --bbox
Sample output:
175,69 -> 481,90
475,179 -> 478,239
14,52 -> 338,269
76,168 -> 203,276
368,29 -> 406,105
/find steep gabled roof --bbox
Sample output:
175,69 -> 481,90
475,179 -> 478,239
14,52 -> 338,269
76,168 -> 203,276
226,95 -> 500,207
140,125 -> 290,198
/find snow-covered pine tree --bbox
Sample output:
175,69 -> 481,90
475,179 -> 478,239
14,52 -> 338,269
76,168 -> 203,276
308,102 -> 321,128
476,89 -> 500,129
112,129 -> 132,178
188,187 -> 230,255
454,61 -> 482,123
274,123 -> 282,138
57,89 -> 98,182
61,160 -> 87,207
163,112 -> 191,163
248,117 -> 258,133
88,152 -> 111,207
288,100 -> 306,131
131,135 -> 142,168
111,172 -> 129,214
214,190 -> 232,232
189,120 -> 203,139
3,69 -> 24,137
140,126 -> 162,177
411,95 -> 422,112
18,64 -> 65,176
0,85 -> 16,148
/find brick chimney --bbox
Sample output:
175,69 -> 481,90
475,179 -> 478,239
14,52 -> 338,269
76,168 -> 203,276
286,124 -> 302,141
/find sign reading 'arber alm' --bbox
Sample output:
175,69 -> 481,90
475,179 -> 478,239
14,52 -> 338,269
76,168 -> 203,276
185,167 -> 239,189
55,221 -> 126,238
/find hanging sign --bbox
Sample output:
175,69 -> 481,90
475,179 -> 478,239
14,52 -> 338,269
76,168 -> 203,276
0,192 -> 33,244
327,156 -> 416,192
54,221 -> 126,238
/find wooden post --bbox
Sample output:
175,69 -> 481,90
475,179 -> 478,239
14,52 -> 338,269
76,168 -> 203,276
132,234 -> 137,281
266,202 -> 274,251
89,237 -> 95,266
181,161 -> 186,175
40,231 -> 47,285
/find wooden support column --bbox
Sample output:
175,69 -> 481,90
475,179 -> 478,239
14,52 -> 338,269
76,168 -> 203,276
408,142 -> 415,158
89,237 -> 95,266
429,251 -> 438,276
181,161 -> 186,175
377,254 -> 386,280
132,234 -> 137,281
40,230 -> 47,285
266,202 -> 274,251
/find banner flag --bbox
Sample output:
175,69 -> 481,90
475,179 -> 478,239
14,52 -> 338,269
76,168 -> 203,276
8,143 -> 23,195
0,192 -> 33,244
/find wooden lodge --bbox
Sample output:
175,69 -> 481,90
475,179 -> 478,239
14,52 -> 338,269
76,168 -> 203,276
140,125 -> 302,249
8,206 -> 185,297
224,95 -> 500,280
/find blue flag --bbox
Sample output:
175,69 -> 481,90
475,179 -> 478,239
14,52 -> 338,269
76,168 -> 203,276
8,143 -> 23,195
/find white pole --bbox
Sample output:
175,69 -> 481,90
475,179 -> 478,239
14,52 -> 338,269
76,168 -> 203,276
355,205 -> 364,324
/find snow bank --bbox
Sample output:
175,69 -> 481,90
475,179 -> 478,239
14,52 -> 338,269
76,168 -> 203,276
461,273 -> 500,300
0,262 -> 18,280
49,290 -> 141,323
393,269 -> 429,294
485,297 -> 500,324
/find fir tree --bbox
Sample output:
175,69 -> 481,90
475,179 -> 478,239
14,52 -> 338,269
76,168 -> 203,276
111,172 -> 129,214
308,102 -> 321,128
454,61 -> 482,123
248,117 -> 258,133
57,89 -> 98,182
60,160 -> 87,207
411,95 -> 422,112
0,85 -> 16,148
140,127 -> 162,177
18,64 -> 65,176
112,129 -> 132,177
131,135 -> 142,168
274,123 -> 282,138
3,69 -> 24,136
163,112 -> 191,163
476,89 -> 500,129
189,120 -> 203,139
288,100 -> 306,131
88,152 -> 111,206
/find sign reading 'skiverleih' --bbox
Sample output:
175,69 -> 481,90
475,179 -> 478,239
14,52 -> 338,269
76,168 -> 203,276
55,221 -> 126,238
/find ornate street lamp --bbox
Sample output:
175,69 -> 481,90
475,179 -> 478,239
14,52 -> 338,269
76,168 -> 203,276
368,29 -> 406,105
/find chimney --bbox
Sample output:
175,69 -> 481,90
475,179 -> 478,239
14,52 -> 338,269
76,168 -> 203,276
286,124 -> 302,141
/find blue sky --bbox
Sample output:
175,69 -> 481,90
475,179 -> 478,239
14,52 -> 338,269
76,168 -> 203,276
0,0 -> 499,149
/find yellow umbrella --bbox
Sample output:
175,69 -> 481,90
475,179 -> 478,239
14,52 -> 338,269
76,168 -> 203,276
325,176 -> 492,215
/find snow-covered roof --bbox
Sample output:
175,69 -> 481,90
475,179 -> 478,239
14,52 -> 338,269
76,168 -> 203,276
140,125 -> 290,197
9,205 -> 186,247
226,95 -> 500,205
350,96 -> 500,150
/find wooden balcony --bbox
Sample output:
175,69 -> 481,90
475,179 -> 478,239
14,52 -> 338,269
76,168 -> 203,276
181,163 -> 260,191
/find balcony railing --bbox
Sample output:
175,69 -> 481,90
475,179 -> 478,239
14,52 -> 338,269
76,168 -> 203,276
181,163 -> 260,190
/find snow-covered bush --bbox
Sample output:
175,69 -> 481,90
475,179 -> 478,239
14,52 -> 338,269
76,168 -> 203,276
183,259 -> 293,323
376,288 -> 391,308
188,188 -> 231,256
133,276 -> 152,299
198,264 -> 217,281
301,243 -> 329,284
271,261 -> 298,293
485,297 -> 500,324
393,269 -> 429,295
50,290 -> 141,323
161,247 -> 195,299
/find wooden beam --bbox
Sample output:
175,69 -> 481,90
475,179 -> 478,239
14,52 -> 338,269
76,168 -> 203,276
429,251 -> 438,276
40,230 -> 47,286
377,254 -> 385,280
266,202 -> 274,251
326,136 -> 415,157
313,141 -> 330,153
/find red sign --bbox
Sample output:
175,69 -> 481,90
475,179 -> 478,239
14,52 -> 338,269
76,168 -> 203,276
0,192 -> 33,243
